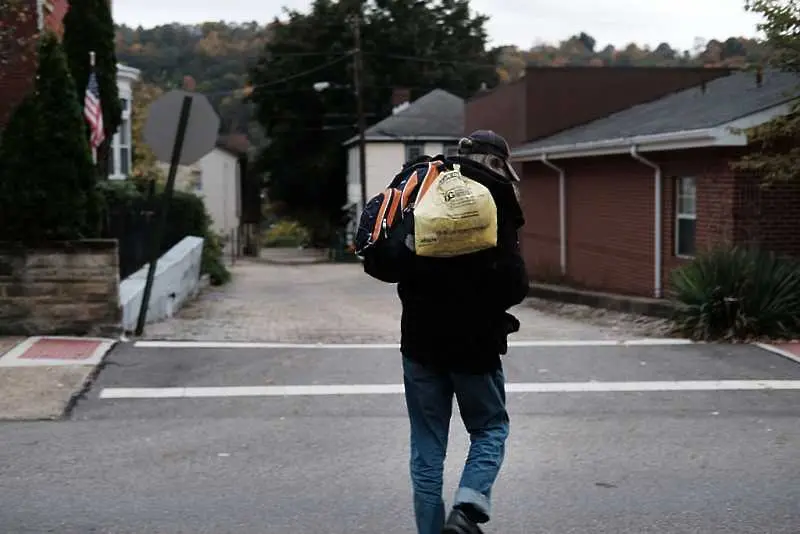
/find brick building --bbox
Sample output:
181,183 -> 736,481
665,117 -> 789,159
0,0 -> 141,180
0,0 -> 70,125
465,67 -> 800,298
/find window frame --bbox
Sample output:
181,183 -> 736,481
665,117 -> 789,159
404,143 -> 424,163
674,176 -> 697,258
108,97 -> 132,180
444,144 -> 459,157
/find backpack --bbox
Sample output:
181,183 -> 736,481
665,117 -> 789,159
354,155 -> 513,283
354,157 -> 438,282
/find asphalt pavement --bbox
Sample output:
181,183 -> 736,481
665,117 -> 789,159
0,340 -> 798,533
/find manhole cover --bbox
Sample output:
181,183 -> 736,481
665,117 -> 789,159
19,338 -> 102,360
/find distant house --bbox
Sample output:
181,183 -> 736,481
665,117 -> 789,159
468,67 -> 800,299
107,64 -> 141,180
163,135 -> 250,255
342,88 -> 464,212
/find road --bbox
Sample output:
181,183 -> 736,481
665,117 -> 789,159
1,340 -> 799,533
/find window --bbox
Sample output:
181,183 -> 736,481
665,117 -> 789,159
444,144 -> 459,157
675,177 -> 696,257
405,143 -> 424,163
108,97 -> 132,179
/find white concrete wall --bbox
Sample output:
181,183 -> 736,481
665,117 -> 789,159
118,236 -> 204,332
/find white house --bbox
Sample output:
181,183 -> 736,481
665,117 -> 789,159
108,63 -> 141,180
160,142 -> 244,255
342,89 -> 465,213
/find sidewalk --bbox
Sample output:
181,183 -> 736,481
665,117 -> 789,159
0,336 -> 116,421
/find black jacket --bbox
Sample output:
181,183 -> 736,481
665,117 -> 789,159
397,157 -> 528,374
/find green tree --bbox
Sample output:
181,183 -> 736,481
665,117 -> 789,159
732,0 -> 800,182
63,0 -> 121,175
249,0 -> 498,237
0,31 -> 99,243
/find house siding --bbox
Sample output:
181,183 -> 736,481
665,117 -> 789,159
521,146 -> 800,298
346,140 -> 459,209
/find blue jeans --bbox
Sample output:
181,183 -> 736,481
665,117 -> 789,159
402,356 -> 510,534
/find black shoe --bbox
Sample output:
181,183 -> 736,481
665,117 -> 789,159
442,509 -> 484,534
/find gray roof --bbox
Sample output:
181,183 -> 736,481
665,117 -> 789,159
514,69 -> 800,153
344,89 -> 464,145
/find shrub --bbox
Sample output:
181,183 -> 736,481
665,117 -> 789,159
669,246 -> 800,341
97,180 -> 230,285
263,219 -> 311,248
0,31 -> 99,244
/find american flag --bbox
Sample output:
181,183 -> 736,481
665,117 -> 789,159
83,69 -> 104,161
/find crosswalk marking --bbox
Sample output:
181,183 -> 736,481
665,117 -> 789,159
98,380 -> 800,399
133,338 -> 694,350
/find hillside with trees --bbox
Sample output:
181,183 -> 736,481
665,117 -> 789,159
114,22 -> 770,140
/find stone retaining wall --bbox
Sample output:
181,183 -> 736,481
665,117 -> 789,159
0,240 -> 121,336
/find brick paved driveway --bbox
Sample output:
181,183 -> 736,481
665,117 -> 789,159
142,260 -> 642,342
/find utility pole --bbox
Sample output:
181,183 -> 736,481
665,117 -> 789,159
352,10 -> 368,211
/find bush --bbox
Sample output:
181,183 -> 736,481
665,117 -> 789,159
0,31 -> 99,244
669,246 -> 800,341
263,219 -> 311,248
97,180 -> 230,285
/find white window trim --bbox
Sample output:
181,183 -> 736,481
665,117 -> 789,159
108,97 -> 132,180
675,176 -> 697,259
405,143 -> 424,162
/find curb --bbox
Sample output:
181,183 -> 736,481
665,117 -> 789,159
0,336 -> 120,422
754,343 -> 800,366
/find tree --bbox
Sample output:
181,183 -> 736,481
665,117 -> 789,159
62,0 -> 122,176
0,31 -> 98,243
249,0 -> 498,238
732,0 -> 800,182
129,80 -> 165,185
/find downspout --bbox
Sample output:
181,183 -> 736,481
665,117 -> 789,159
540,154 -> 567,275
630,146 -> 663,298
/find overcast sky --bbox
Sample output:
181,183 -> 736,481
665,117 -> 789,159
112,0 -> 765,52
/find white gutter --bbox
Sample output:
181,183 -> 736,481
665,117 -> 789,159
540,154 -> 567,275
630,146 -> 663,299
511,128 -> 733,162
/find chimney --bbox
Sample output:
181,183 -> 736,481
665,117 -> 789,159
391,88 -> 411,107
756,65 -> 763,87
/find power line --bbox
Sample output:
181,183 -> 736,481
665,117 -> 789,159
365,52 -> 498,69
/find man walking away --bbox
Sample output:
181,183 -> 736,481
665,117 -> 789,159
398,130 -> 528,534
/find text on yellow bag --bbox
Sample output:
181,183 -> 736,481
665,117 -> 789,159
413,163 -> 498,257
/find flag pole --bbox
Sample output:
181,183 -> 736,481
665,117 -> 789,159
89,51 -> 97,165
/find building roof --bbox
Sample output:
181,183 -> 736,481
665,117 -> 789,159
512,69 -> 800,160
343,88 -> 464,146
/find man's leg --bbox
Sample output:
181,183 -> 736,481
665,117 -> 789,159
402,356 -> 454,534
450,366 -> 509,524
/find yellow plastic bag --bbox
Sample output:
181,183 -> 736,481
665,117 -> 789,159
413,164 -> 498,257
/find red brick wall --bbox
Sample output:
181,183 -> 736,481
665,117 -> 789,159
0,0 -> 39,127
518,161 -> 560,279
464,79 -> 527,146
520,148 -> 762,297
45,0 -> 70,38
732,173 -> 800,258
522,155 -> 655,296
0,0 -> 70,128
